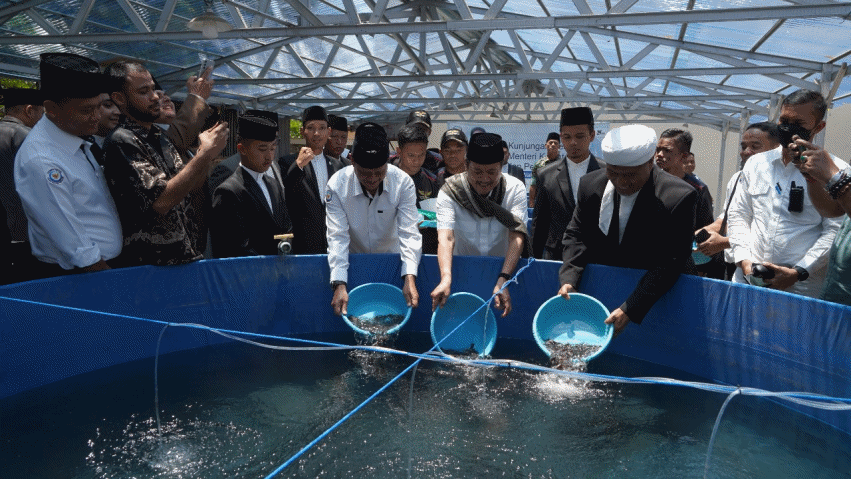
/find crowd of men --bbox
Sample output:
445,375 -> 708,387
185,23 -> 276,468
1,52 -> 849,325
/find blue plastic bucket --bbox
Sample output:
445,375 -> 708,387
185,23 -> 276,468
342,283 -> 412,336
430,292 -> 497,357
532,294 -> 612,362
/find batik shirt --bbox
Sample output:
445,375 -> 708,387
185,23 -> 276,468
102,120 -> 204,267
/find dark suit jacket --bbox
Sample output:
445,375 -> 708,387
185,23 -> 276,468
210,163 -> 292,258
531,154 -> 601,260
209,153 -> 241,191
559,166 -> 697,323
0,116 -> 31,242
280,153 -> 347,254
505,163 -> 526,186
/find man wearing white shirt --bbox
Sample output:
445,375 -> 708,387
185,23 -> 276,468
727,90 -> 846,298
326,122 -> 422,316
211,113 -> 291,258
14,53 -> 123,277
531,107 -> 602,260
282,106 -> 348,254
695,122 -> 780,279
431,132 -> 529,318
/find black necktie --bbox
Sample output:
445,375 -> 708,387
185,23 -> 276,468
607,193 -> 621,245
263,174 -> 284,226
82,136 -> 103,165
79,142 -> 98,172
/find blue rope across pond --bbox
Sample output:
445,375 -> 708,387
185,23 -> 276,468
262,257 -> 537,478
3,258 -> 850,478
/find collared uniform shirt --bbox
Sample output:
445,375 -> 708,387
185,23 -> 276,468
727,146 -> 846,298
566,155 -> 591,204
436,174 -> 528,257
326,164 -> 422,283
239,163 -> 276,211
311,152 -> 329,204
718,171 -> 743,263
14,116 -> 122,269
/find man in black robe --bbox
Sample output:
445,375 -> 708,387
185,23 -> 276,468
558,124 -> 697,335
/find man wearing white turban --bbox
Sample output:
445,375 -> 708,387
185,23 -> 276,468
557,124 -> 698,335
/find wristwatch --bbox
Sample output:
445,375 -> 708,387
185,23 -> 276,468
824,167 -> 850,191
793,266 -> 809,282
330,280 -> 347,290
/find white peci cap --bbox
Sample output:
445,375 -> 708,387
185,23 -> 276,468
602,124 -> 657,167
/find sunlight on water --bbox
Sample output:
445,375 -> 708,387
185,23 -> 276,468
85,414 -> 264,478
4,340 -> 848,479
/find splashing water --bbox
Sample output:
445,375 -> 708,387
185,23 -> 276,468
348,314 -> 406,335
544,339 -> 601,372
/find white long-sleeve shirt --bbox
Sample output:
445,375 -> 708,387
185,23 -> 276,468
14,116 -> 123,269
718,171 -> 743,264
727,146 -> 846,298
326,164 -> 422,283
436,174 -> 528,257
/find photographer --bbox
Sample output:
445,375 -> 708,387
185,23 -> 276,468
790,116 -> 851,306
726,90 -> 847,298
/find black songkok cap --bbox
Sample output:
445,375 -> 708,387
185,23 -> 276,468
467,132 -> 504,165
239,115 -> 278,142
328,114 -> 348,132
441,128 -> 468,148
245,109 -> 278,124
39,53 -> 107,100
560,107 -> 594,128
406,110 -> 431,128
0,88 -> 43,107
301,105 -> 328,124
352,122 -> 389,169
547,132 -> 560,142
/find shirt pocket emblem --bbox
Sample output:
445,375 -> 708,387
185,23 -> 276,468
47,168 -> 64,184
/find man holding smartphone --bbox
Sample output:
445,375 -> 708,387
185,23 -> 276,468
726,90 -> 847,298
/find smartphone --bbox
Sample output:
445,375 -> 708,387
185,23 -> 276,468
198,57 -> 214,78
694,228 -> 710,244
777,123 -> 810,164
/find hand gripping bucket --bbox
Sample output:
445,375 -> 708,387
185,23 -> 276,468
533,294 -> 613,362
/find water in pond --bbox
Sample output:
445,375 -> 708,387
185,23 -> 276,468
2,333 -> 849,478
